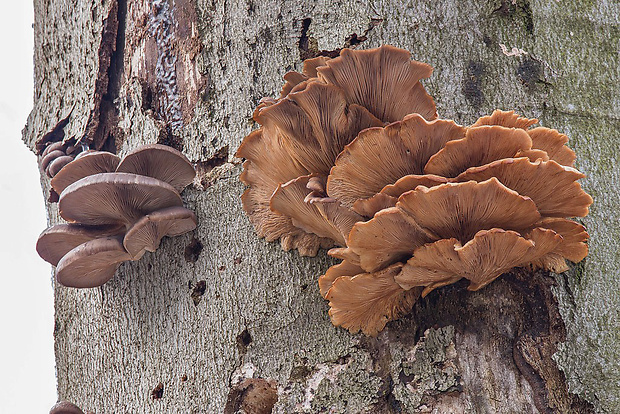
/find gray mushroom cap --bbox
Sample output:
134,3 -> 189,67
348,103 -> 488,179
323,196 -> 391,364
51,151 -> 121,194
116,144 -> 196,192
55,236 -> 133,288
36,223 -> 125,266
49,401 -> 85,414
59,173 -> 183,227
123,206 -> 197,258
47,155 -> 74,177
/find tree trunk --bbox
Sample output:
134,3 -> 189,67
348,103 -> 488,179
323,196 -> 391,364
25,0 -> 619,412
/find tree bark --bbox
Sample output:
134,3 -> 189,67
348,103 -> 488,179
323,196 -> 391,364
25,0 -> 619,412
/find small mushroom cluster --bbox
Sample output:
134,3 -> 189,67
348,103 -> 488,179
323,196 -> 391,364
37,144 -> 197,288
237,45 -> 592,336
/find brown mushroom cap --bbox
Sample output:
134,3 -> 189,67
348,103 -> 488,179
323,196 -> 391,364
49,401 -> 85,414
59,173 -> 183,227
55,236 -> 132,288
316,45 -> 437,122
395,228 -> 562,294
236,81 -> 382,255
48,155 -> 74,177
347,206 -> 435,272
51,151 -> 121,194
472,109 -> 538,129
318,260 -> 364,298
325,262 -> 421,336
455,157 -> 592,217
327,113 -> 464,207
116,144 -> 196,193
40,150 -> 66,171
123,206 -> 197,258
36,223 -> 125,266
280,56 -> 331,98
472,110 -> 575,167
270,175 -> 362,246
528,127 -> 576,167
42,141 -> 65,157
352,173 -> 448,217
399,178 -> 541,244
529,218 -> 589,272
424,126 -> 533,177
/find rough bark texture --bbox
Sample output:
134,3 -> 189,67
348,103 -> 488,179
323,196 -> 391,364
25,0 -> 619,412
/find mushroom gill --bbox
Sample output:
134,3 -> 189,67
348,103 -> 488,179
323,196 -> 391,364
236,46 -> 592,336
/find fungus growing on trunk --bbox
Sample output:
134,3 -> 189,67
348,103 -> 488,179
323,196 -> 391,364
37,144 -> 197,288
237,45 -> 592,336
237,45 -> 437,256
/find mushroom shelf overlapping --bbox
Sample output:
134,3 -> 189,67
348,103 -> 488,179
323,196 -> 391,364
36,144 -> 197,288
237,45 -> 592,336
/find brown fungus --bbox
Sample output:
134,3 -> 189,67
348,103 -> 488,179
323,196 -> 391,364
37,144 -> 197,288
237,46 -> 591,336
237,45 -> 437,255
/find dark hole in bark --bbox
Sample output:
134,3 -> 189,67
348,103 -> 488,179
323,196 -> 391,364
237,329 -> 253,354
184,238 -> 203,263
191,280 -> 207,306
151,382 -> 164,400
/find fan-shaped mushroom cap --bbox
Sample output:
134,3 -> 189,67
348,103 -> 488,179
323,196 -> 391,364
51,151 -> 121,194
41,149 -> 65,171
55,236 -> 132,288
352,174 -> 449,216
528,127 -> 576,167
327,113 -> 464,207
270,175 -> 362,246
48,155 -> 74,177
472,110 -> 575,167
317,45 -> 437,122
318,260 -> 364,298
116,144 -> 195,193
280,56 -> 331,97
256,82 -> 382,174
472,109 -> 538,129
49,401 -> 85,414
42,141 -> 65,157
123,206 -> 197,258
59,173 -> 183,227
236,81 -> 382,255
326,262 -> 421,336
347,207 -> 435,272
36,223 -> 125,266
395,228 -> 562,294
455,157 -> 592,217
425,126 -> 533,178
399,178 -> 541,243
529,218 -> 589,272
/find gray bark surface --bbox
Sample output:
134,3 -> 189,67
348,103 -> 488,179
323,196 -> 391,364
25,0 -> 619,412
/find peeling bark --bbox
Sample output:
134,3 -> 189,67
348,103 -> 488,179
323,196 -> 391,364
26,0 -> 620,412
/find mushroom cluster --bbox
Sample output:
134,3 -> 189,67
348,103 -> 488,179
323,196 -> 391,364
237,45 -> 592,336
37,144 -> 197,288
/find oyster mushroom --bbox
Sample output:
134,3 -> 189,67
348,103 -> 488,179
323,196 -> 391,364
123,206 -> 197,258
116,144 -> 196,193
55,236 -> 133,288
36,223 -> 125,266
58,173 -> 183,227
51,151 -> 121,194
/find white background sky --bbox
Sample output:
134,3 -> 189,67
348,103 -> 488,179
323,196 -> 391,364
0,2 -> 58,412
